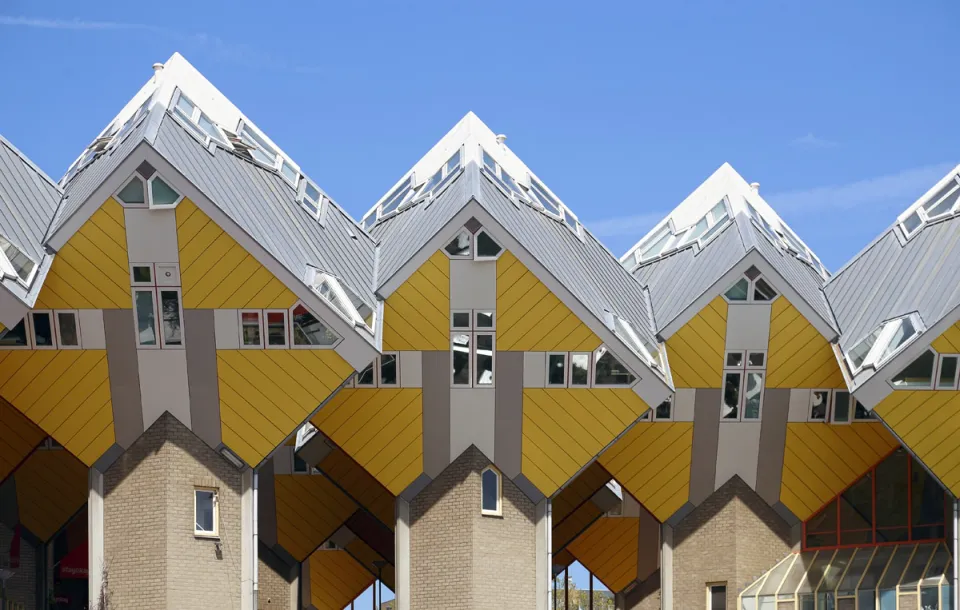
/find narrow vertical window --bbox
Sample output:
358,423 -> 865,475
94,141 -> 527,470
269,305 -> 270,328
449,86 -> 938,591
937,355 -> 958,389
832,390 -> 852,424
569,353 -> 590,386
380,353 -> 399,386
240,311 -> 263,348
476,333 -> 494,386
134,289 -> 158,347
159,289 -> 183,347
55,311 -> 80,348
721,372 -> 742,419
481,467 -> 502,516
743,372 -> 763,419
655,397 -> 672,420
194,488 -> 218,538
355,361 -> 375,386
809,390 -> 830,421
721,350 -> 765,420
547,353 -> 567,386
265,310 -> 287,348
708,583 -> 727,610
30,311 -> 55,348
452,333 -> 471,385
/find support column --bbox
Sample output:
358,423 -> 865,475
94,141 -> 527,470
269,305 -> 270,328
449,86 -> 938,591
661,524 -> 673,610
241,468 -> 254,610
300,558 -> 311,609
88,468 -> 104,610
536,498 -> 552,610
396,498 -> 411,610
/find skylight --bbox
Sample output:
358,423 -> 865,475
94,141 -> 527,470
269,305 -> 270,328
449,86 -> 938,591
845,312 -> 923,375
900,173 -> 960,238
744,199 -> 829,280
297,179 -> 325,219
236,121 -> 299,186
632,199 -> 730,265
415,150 -> 462,202
613,316 -> 663,372
312,272 -> 375,333
171,90 -> 228,147
0,233 -> 36,285
61,96 -> 152,185
360,150 -> 464,230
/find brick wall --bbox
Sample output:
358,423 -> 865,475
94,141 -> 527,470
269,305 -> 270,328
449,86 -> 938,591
258,543 -> 295,610
0,522 -> 38,610
623,569 -> 661,610
672,476 -> 792,610
104,413 -> 243,610
410,446 -> 536,610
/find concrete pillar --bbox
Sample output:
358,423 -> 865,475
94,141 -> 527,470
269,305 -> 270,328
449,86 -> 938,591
241,468 -> 254,610
88,468 -> 104,610
300,558 -> 311,609
536,499 -> 552,610
661,524 -> 674,610
396,498 -> 411,610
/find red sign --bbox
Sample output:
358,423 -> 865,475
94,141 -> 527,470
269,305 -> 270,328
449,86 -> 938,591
58,541 -> 88,579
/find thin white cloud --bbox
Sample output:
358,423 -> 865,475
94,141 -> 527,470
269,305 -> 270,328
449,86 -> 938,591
585,211 -> 666,239
791,133 -> 839,149
767,162 -> 957,214
0,16 -> 158,30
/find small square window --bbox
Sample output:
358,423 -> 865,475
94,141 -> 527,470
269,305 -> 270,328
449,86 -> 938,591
265,310 -> 288,348
475,311 -> 494,329
240,311 -> 263,348
725,351 -> 744,368
132,264 -> 153,285
452,311 -> 472,330
194,488 -> 218,538
747,351 -> 765,368
380,353 -> 399,386
547,353 -> 567,386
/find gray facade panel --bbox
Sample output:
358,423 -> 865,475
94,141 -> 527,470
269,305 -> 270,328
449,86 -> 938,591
258,459 -> 278,549
755,388 -> 790,506
0,136 -> 61,263
494,351 -> 524,479
102,308 -> 144,449
688,388 -> 720,506
184,309 -> 222,449
421,350 -> 451,478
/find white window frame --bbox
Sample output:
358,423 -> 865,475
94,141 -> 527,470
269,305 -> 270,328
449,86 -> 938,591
171,89 -> 229,148
194,487 -> 219,539
831,390 -> 853,425
297,178 -> 325,220
132,288 -> 160,349
238,310 -> 264,349
352,360 -> 376,387
29,310 -> 57,350
451,331 -> 473,387
593,346 -> 639,388
845,312 -> 924,375
379,352 -> 401,388
413,148 -> 463,205
473,229 -> 504,261
262,309 -> 289,349
114,173 -> 148,208
722,271 -> 779,304
451,309 -> 473,331
720,369 -> 745,421
546,352 -> 568,387
54,310 -> 82,349
936,354 -> 960,390
745,350 -> 767,369
313,273 -> 364,328
236,119 -> 300,188
480,466 -> 503,517
568,352 -> 592,388
157,287 -> 185,349
0,318 -> 32,350
443,228 -> 473,260
707,583 -> 727,610
130,263 -> 155,287
474,310 -> 496,331
475,332 -> 496,388
808,389 -> 832,422
721,350 -> 765,421
888,347 -> 938,391
898,174 -> 960,238
288,301 -> 341,350
146,174 -> 184,209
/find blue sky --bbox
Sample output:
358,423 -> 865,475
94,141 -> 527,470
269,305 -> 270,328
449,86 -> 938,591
0,0 -> 957,273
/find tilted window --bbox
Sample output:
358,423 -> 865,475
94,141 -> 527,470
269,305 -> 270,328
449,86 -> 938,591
593,347 -> 636,387
0,319 -> 29,348
290,303 -> 340,347
0,232 -> 37,284
846,313 -> 923,375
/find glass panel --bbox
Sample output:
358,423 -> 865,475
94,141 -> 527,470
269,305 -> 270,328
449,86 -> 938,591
476,334 -> 493,385
878,589 -> 895,610
0,234 -> 35,283
482,150 -> 496,173
160,290 -> 182,346
876,451 -> 909,542
685,217 -> 709,243
655,398 -> 672,419
878,316 -> 918,363
380,354 -> 398,385
938,355 -> 958,389
854,400 -> 875,420
640,229 -> 673,260
356,362 -> 375,386
195,490 -> 215,532
753,279 -> 778,301
570,354 -> 589,386
797,551 -> 836,593
266,312 -> 285,346
780,553 -> 814,596
833,391 -> 851,423
445,231 -> 471,257
726,352 -> 744,367
593,349 -> 636,386
922,182 -> 960,219
133,265 -> 152,284
857,590 -> 876,610
810,391 -> 829,420
902,211 -> 923,234
891,351 -> 936,388
837,548 -> 874,596
859,546 -> 895,593
912,458 -> 945,536
475,311 -> 494,328
725,278 -> 749,301
281,162 -> 297,184
241,312 -> 261,346
548,354 -> 566,385
446,150 -> 461,174
118,177 -> 146,204
700,215 -> 729,242
452,312 -> 471,328
135,290 -> 157,345
759,556 -> 797,596
743,372 -> 763,419
31,312 -> 53,347
530,179 -> 561,216
197,113 -> 220,141
806,499 -> 838,548
748,352 -> 766,367
943,584 -> 954,610
481,469 -> 499,512
722,372 -> 741,419
150,177 -> 180,206
476,231 -> 502,257
710,585 -> 726,610
57,312 -> 79,346
902,544 -> 936,588
293,454 -> 308,473
848,327 -> 882,370
291,305 -> 338,346
920,544 -> 949,585
919,586 -> 939,610
821,548 -> 855,592
798,594 -> 814,610
452,333 -> 471,385
419,168 -> 443,196
379,177 -> 413,216
839,472 -> 872,544
878,545 -> 913,590
0,319 -> 28,346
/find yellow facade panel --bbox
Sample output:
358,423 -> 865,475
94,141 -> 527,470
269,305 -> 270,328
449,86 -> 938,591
874,391 -> 960,494
312,388 -> 423,495
0,398 -> 46,482
552,461 -> 611,524
568,517 -> 640,593
15,449 -> 88,541
766,298 -> 845,389
276,474 -> 357,562
318,447 -> 395,527
35,198 -> 131,310
664,296 -> 726,389
779,423 -> 898,520
308,549 -> 374,610
931,321 -> 960,353
382,251 -> 450,351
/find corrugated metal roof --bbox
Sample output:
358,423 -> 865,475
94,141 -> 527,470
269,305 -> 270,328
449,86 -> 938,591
152,115 -> 378,306
0,135 -> 61,263
826,217 -> 960,351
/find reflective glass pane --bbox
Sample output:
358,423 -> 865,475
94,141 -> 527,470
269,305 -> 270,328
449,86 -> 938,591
135,290 -> 157,345
133,265 -> 152,283
848,327 -> 881,370
902,211 -> 922,234
356,362 -> 375,386
722,372 -> 741,419
570,354 -> 589,386
548,354 -> 566,385
655,398 -> 672,419
452,311 -> 471,328
452,333 -> 470,385
475,311 -> 494,329
266,311 -> 285,346
31,312 -> 53,346
380,354 -> 398,385
938,355 -> 958,389
754,278 -> 777,301
118,177 -> 146,204
241,312 -> 261,346
445,231 -> 471,257
891,350 -> 935,388
291,305 -> 338,346
878,316 -> 918,363
150,177 -> 180,206
922,182 -> 960,219
726,352 -> 744,367
594,349 -> 636,386
725,278 -> 749,301
810,391 -> 829,420
481,469 -> 499,512
833,391 -> 851,423
57,312 -> 79,346
195,490 -> 215,532
0,319 -> 27,346
743,372 -> 763,419
476,231 -> 502,258
160,290 -> 182,346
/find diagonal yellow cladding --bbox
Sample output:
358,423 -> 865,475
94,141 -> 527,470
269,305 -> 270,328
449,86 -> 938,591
664,297 -> 726,389
766,298 -> 845,389
382,251 -> 450,351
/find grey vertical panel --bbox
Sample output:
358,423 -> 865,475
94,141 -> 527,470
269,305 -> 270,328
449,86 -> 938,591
300,557 -> 311,610
637,507 -> 660,583
688,388 -> 720,506
103,309 -> 144,449
0,477 -> 18,528
421,351 -> 451,478
258,459 -> 278,549
184,309 -> 222,448
495,351 -> 524,479
756,389 -> 790,506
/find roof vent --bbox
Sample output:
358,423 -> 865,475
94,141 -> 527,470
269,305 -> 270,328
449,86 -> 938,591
152,62 -> 164,82
750,182 -> 760,193
495,134 -> 507,145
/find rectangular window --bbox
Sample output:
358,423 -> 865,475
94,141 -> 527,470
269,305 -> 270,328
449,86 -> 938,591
721,350 -> 765,420
721,372 -> 742,419
159,289 -> 183,348
747,351 -> 766,368
570,353 -> 590,386
265,310 -> 288,348
380,353 -> 399,386
30,311 -> 55,349
832,391 -> 852,424
355,361 -> 375,386
655,397 -> 672,420
134,289 -> 159,347
476,333 -> 494,386
451,310 -> 472,330
452,333 -> 471,386
810,390 -> 830,421
293,453 -> 309,474
743,372 -> 763,419
547,353 -> 567,386
708,584 -> 727,610
194,488 -> 218,538
55,311 -> 80,348
240,311 -> 263,348
937,355 -> 958,389
131,263 -> 153,286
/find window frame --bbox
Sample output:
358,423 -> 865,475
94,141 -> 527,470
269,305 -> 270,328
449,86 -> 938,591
474,332 -> 496,388
473,229 -> 504,261
451,331 -> 473,387
130,263 -> 155,287
474,310 -> 495,331
654,396 -> 673,421
480,466 -> 503,517
568,352 -> 592,388
146,174 -> 183,209
935,354 -> 960,390
722,269 -> 779,304
451,310 -> 473,331
54,310 -> 82,349
720,350 -> 765,421
352,359 -> 376,387
830,390 -> 853,425
238,310 -> 264,349
288,301 -> 341,350
193,487 -> 219,539
0,318 -> 32,350
592,346 -> 639,388
412,148 -> 463,205
115,173 -> 148,208
707,583 -> 727,610
296,177 -> 326,220
808,389 -> 832,422
887,347 -> 938,390
546,352 -> 568,387
171,89 -> 230,148
236,119 -> 300,188
132,287 -> 161,349
29,310 -> 57,350
379,352 -> 401,388
157,287 -> 185,349
846,312 -> 924,375
443,228 -> 473,260
263,309 -> 289,350
898,174 -> 960,238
